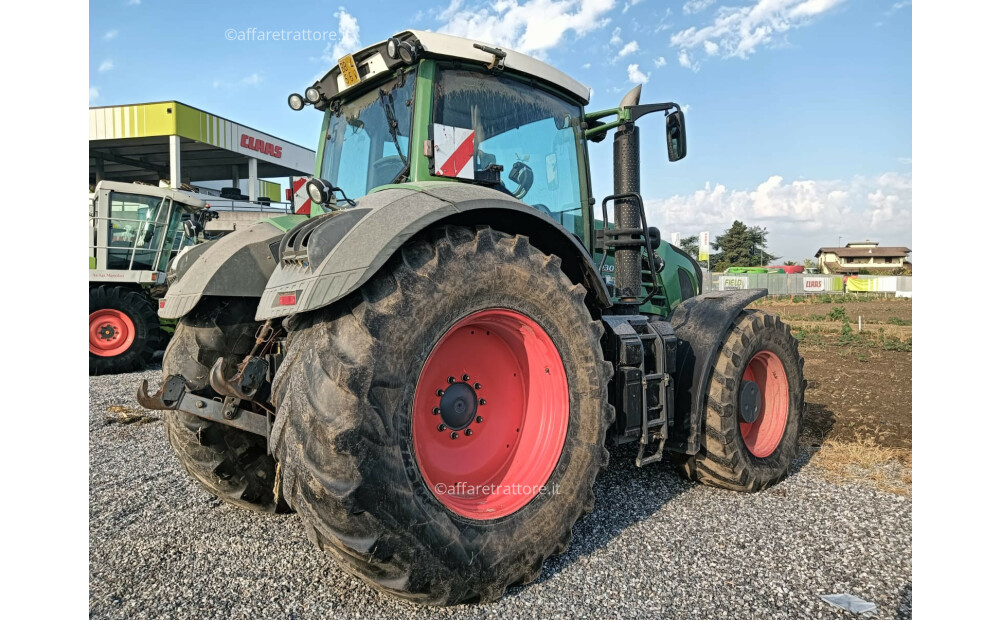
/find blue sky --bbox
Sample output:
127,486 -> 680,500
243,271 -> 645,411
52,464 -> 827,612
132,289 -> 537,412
89,0 -> 911,262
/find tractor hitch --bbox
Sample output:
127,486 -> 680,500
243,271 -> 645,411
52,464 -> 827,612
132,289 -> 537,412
136,375 -> 270,438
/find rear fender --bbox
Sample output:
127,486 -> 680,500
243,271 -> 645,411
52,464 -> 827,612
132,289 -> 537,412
159,221 -> 285,319
667,289 -> 767,454
256,182 -> 611,320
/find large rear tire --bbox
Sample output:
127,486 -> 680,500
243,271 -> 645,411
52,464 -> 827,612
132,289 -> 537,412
89,285 -> 159,375
679,309 -> 805,491
162,298 -> 289,513
271,226 -> 613,605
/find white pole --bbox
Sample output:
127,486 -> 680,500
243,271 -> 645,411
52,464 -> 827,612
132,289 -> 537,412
168,134 -> 181,189
248,157 -> 258,202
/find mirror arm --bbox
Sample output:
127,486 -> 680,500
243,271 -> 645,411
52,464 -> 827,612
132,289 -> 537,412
626,102 -> 680,122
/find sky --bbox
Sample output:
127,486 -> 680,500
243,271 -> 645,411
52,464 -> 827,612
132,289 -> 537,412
89,0 -> 911,262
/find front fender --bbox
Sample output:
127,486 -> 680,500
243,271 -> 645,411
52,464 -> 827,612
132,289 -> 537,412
256,182 -> 611,320
667,289 -> 767,454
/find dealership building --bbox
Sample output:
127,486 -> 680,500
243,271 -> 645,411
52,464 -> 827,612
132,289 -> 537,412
88,101 -> 315,202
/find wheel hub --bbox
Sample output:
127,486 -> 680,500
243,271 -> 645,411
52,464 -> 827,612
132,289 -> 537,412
439,382 -> 479,430
97,323 -> 119,341
739,380 -> 762,424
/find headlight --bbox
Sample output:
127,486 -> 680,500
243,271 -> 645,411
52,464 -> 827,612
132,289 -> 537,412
304,87 -> 321,104
288,93 -> 305,111
306,177 -> 329,204
398,40 -> 419,64
386,37 -> 400,59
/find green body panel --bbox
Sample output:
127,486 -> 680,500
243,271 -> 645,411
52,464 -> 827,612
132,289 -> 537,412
263,213 -> 311,232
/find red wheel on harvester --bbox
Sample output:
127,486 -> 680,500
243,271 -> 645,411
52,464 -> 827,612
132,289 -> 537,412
412,309 -> 569,519
89,308 -> 136,358
89,285 -> 159,375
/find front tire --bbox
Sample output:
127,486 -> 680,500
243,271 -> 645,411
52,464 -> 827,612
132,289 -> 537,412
679,309 -> 805,491
89,285 -> 159,375
162,298 -> 288,513
271,226 -> 613,605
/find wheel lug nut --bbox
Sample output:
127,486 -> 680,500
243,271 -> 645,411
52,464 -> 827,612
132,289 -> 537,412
450,431 -> 459,439
448,376 -> 456,384
465,429 -> 473,436
436,389 -> 445,396
475,416 -> 483,423
462,374 -> 470,381
432,407 -> 440,415
479,398 -> 486,405
438,424 -> 446,432
474,383 -> 482,390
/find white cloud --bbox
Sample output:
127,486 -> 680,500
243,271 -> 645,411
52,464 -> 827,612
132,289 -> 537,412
626,63 -> 648,84
89,86 -> 99,102
98,59 -> 114,72
653,56 -> 666,67
324,7 -> 361,63
615,40 -> 639,61
886,1 -> 910,15
683,0 -> 715,15
645,172 -> 912,259
103,30 -> 118,40
623,0 -> 645,13
438,0 -> 616,58
609,25 -> 622,47
678,49 -> 699,71
583,62 -> 592,68
241,73 -> 263,86
670,0 -> 845,65
127,0 -> 140,5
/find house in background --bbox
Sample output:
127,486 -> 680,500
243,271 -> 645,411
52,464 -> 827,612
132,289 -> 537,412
814,241 -> 912,275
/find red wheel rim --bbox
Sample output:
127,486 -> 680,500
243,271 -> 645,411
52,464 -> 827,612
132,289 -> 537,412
739,350 -> 789,458
412,309 -> 569,520
89,309 -> 135,357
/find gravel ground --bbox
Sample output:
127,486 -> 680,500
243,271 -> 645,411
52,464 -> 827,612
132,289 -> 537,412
91,367 -> 911,619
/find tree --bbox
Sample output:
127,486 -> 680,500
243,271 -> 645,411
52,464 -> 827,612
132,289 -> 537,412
783,260 -> 798,266
678,235 -> 699,259
803,258 -> 817,270
709,221 -> 777,271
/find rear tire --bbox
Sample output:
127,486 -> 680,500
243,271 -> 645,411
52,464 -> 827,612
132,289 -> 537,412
162,298 -> 289,513
271,226 -> 613,605
89,285 -> 159,375
679,309 -> 805,491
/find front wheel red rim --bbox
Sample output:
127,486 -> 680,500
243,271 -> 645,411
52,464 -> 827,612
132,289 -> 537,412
412,309 -> 569,520
739,350 -> 790,458
89,309 -> 135,357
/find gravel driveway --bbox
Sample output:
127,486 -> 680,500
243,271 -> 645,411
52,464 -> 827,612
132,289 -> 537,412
91,367 -> 911,619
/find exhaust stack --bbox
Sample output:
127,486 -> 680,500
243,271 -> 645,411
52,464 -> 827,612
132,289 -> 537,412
613,85 -> 643,303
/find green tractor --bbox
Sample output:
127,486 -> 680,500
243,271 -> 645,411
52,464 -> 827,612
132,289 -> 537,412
138,30 -> 805,605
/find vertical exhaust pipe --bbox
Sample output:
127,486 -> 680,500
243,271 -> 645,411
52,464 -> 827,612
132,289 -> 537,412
613,85 -> 643,304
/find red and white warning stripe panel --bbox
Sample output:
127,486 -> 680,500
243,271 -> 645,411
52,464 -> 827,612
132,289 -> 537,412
432,124 -> 476,180
290,176 -> 312,214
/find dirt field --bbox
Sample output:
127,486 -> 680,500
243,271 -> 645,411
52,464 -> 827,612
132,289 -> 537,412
752,295 -> 912,491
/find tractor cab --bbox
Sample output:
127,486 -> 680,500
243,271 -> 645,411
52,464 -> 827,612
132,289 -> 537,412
291,29 -> 697,314
90,181 -> 206,281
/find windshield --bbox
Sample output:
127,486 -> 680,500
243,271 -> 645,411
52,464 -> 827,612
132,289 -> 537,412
319,70 -> 416,198
106,191 -> 179,271
433,68 -> 587,239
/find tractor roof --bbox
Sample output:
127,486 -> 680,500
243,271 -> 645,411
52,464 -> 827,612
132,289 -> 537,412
312,29 -> 591,106
94,180 -> 206,210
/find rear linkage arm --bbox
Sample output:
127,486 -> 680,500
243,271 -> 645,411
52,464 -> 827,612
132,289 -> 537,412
137,321 -> 283,443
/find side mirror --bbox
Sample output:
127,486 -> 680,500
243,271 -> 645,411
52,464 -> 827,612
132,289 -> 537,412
666,110 -> 687,162
183,220 -> 198,238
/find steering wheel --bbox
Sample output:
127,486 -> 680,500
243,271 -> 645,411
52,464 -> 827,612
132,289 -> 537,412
371,156 -> 406,187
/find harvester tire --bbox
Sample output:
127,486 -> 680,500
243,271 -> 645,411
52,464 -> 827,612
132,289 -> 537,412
89,285 -> 160,375
679,309 -> 805,491
162,298 -> 289,513
271,225 -> 613,605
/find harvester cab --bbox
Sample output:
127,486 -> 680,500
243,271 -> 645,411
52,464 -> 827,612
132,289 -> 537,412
140,29 -> 805,607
